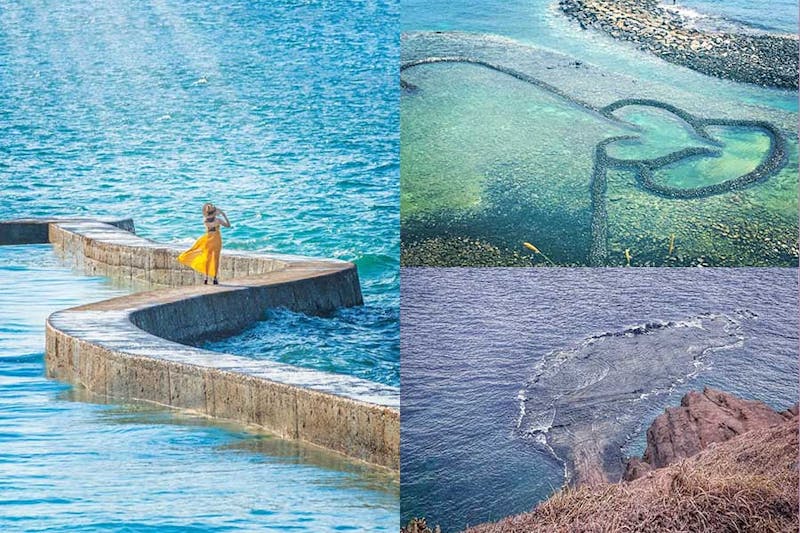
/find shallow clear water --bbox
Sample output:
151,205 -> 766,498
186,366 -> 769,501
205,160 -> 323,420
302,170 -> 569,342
649,126 -> 770,189
400,1 -> 798,267
0,0 -> 399,379
403,0 -> 798,89
401,267 -> 798,531
0,245 -> 399,531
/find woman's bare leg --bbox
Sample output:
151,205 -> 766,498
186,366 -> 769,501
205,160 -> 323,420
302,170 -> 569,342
204,250 -> 213,284
212,250 -> 220,284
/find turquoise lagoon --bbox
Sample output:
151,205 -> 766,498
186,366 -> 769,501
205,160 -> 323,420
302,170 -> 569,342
400,3 -> 798,266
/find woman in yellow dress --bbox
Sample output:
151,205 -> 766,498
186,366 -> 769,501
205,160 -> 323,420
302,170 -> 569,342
178,203 -> 231,285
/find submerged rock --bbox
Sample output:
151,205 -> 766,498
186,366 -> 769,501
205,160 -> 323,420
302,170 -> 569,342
516,314 -> 746,484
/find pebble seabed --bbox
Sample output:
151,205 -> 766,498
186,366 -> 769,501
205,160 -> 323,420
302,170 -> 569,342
400,56 -> 790,267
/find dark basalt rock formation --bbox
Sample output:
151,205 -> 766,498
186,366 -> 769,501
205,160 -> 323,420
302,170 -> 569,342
401,78 -> 420,93
624,387 -> 797,481
559,0 -> 799,89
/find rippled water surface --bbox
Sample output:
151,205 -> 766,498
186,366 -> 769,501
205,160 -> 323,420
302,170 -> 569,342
403,0 -> 798,71
0,0 -> 399,380
401,268 -> 798,531
204,307 -> 400,387
0,246 -> 399,531
665,0 -> 798,34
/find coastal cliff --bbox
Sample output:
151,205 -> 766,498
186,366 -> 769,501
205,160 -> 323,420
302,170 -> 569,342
625,387 -> 797,480
463,389 -> 798,532
559,0 -> 798,89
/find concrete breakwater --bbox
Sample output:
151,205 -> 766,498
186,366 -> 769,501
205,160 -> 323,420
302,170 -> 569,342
0,218 -> 399,470
559,0 -> 798,89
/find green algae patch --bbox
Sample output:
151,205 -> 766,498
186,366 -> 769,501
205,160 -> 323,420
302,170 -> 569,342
650,127 -> 770,190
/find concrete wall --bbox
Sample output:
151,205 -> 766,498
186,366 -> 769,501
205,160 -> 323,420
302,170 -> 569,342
45,313 -> 399,469
2,218 -> 398,470
47,220 -> 290,287
0,217 -> 135,245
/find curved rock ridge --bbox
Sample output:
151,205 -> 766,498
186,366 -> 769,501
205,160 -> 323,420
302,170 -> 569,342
515,313 -> 746,485
624,387 -> 796,480
0,218 -> 399,470
401,31 -> 795,131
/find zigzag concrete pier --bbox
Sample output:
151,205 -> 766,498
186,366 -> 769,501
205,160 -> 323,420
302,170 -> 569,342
0,218 -> 399,471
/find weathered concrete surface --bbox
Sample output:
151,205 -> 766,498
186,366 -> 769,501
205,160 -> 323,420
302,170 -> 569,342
47,220 -> 290,287
0,217 -> 135,245
1,218 -> 399,470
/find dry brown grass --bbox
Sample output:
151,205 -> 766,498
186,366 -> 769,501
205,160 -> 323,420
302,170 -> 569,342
465,418 -> 798,533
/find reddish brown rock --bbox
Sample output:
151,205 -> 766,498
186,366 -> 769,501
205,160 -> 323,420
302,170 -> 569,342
624,387 -> 792,480
467,414 -> 799,532
622,457 -> 652,481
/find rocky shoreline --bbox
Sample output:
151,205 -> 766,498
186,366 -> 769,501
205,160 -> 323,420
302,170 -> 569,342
463,388 -> 798,532
623,388 -> 798,480
559,0 -> 798,89
565,387 -> 798,486
404,388 -> 798,532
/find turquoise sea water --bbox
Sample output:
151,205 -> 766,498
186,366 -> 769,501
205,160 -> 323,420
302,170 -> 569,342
400,1 -> 798,267
403,0 -> 798,76
204,306 -> 400,387
0,246 -> 398,531
669,0 -> 798,35
0,0 -> 399,379
0,0 -> 399,529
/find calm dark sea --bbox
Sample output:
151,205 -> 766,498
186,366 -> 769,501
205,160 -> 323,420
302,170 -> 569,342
401,267 -> 798,531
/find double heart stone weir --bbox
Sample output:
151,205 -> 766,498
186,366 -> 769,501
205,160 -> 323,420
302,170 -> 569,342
401,55 -> 788,266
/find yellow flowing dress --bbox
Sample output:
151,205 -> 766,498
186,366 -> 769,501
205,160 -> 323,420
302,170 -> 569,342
178,221 -> 222,277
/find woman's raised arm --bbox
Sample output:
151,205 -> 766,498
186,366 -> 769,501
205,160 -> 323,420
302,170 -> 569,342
217,210 -> 231,227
